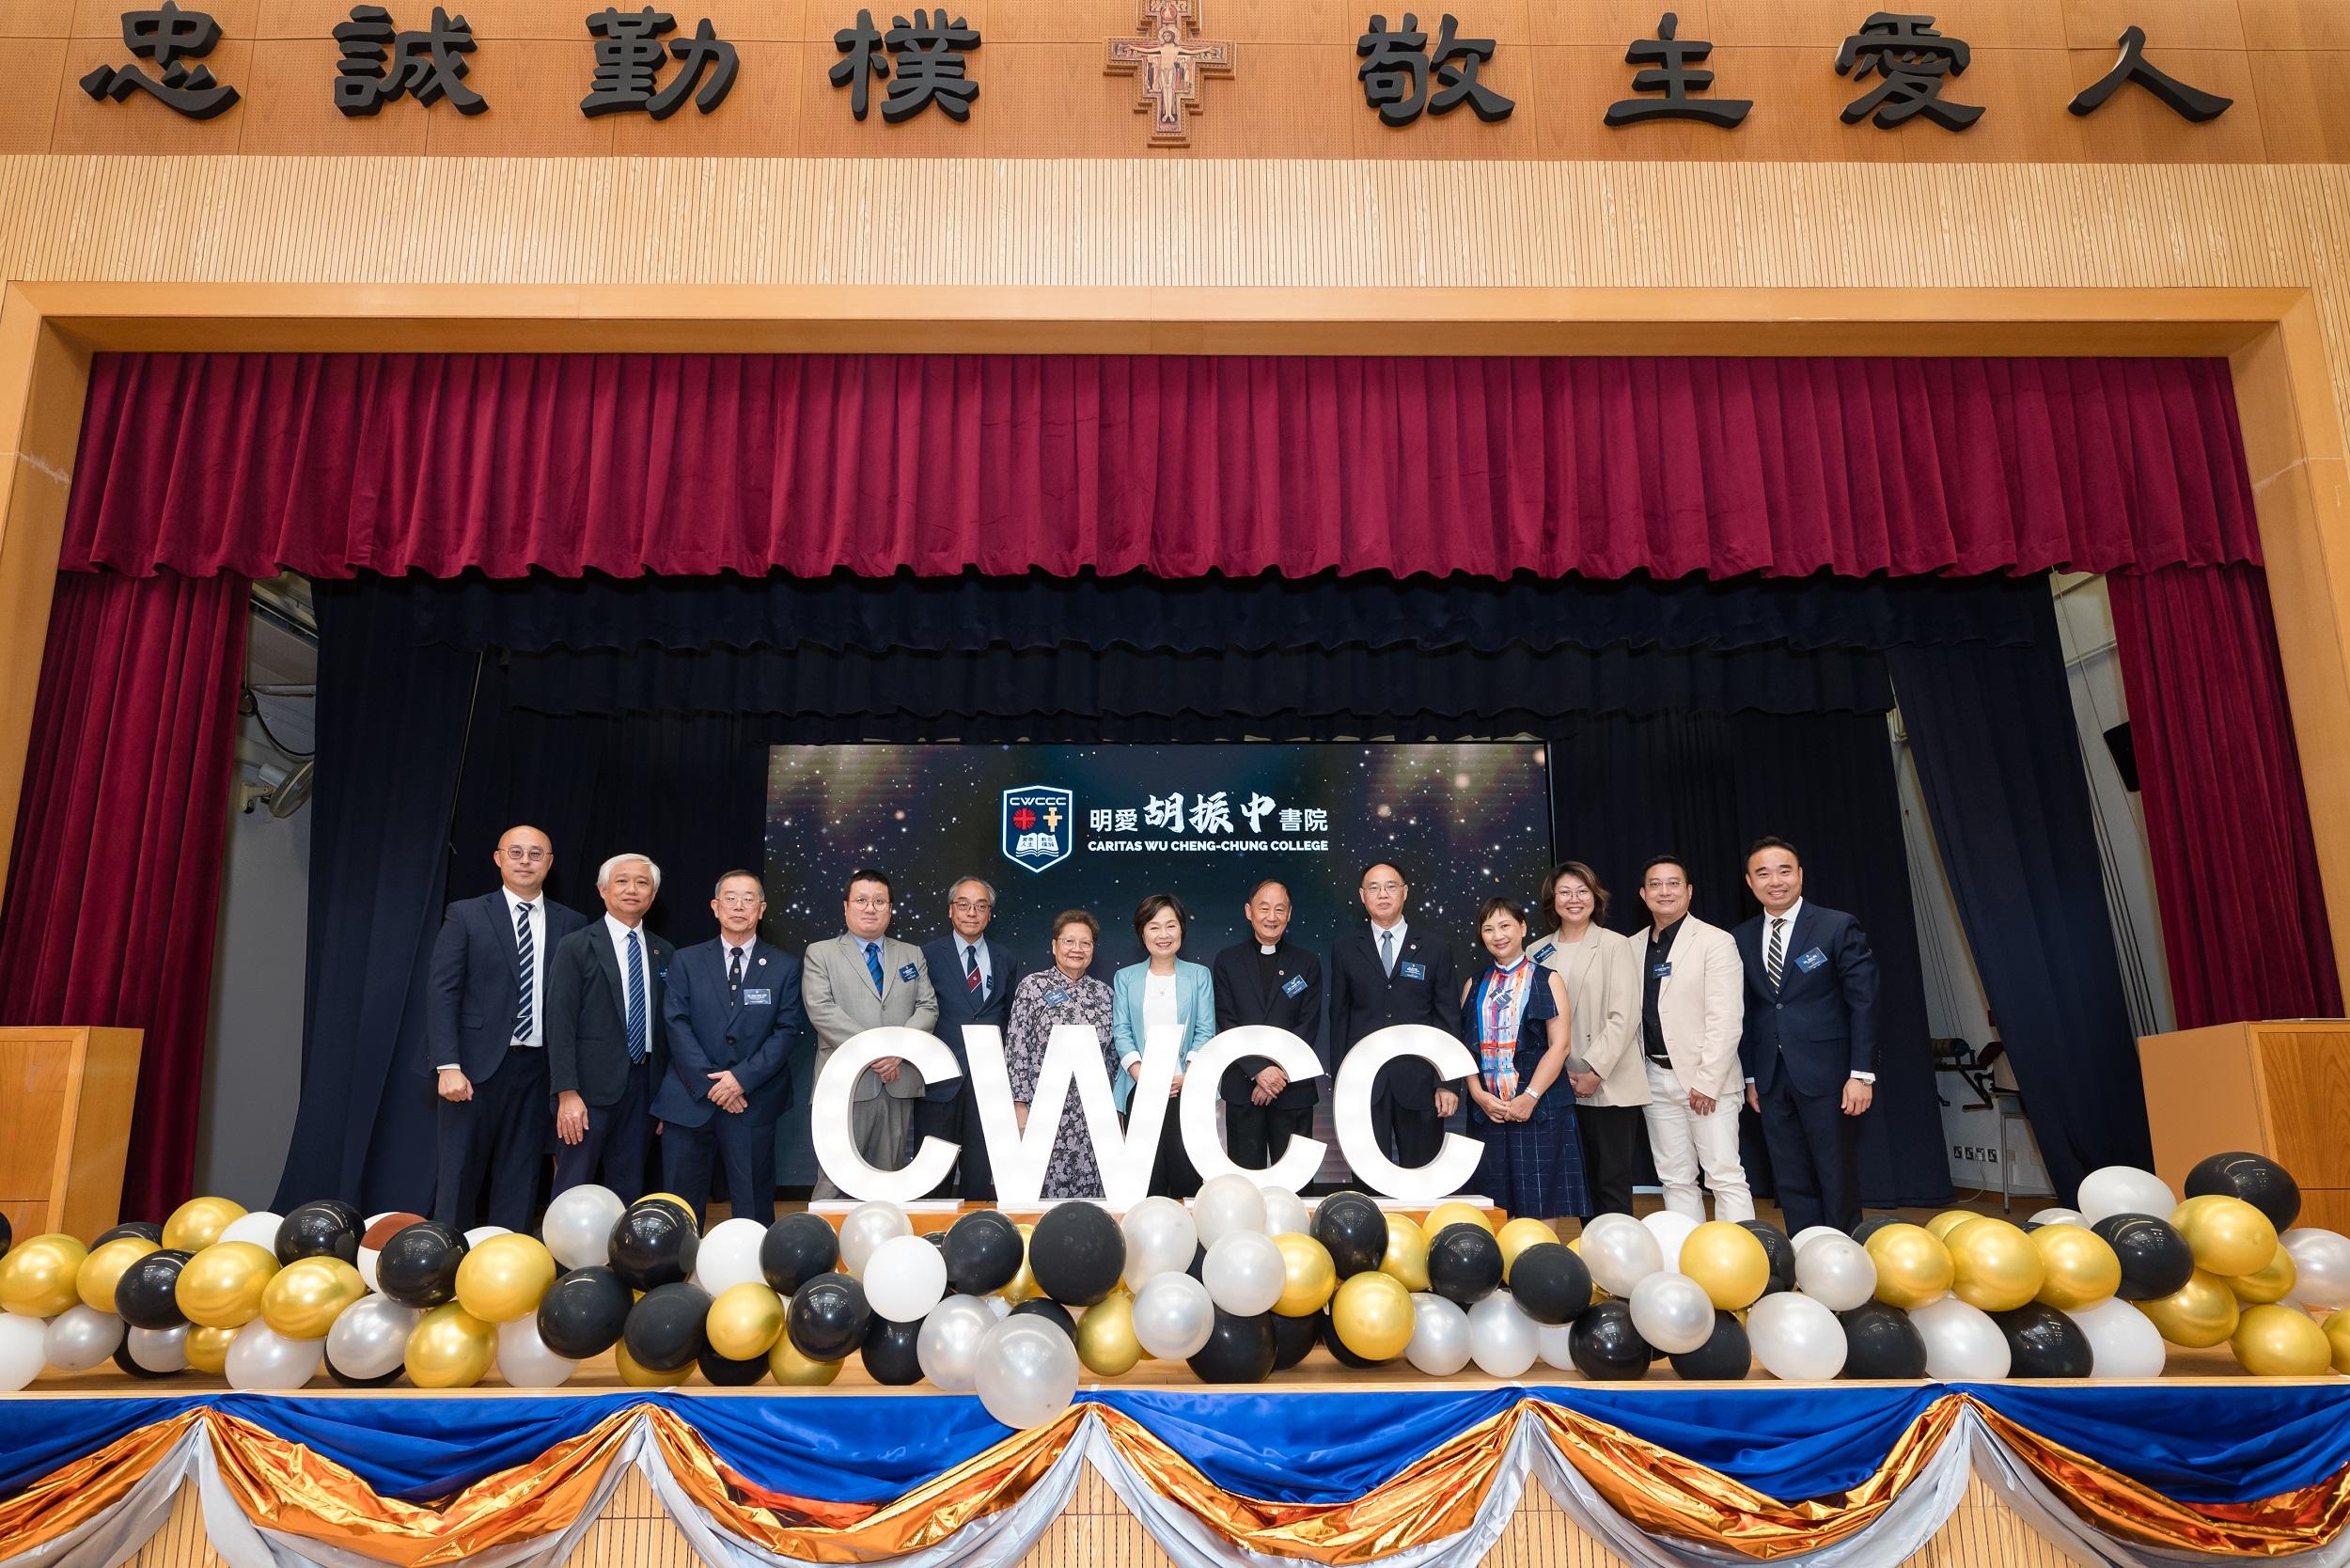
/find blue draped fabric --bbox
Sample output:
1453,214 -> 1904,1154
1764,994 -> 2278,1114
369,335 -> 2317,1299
1967,1383 -> 2350,1504
1086,1388 -> 1523,1503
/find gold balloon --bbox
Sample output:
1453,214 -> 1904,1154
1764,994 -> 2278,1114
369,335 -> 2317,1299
767,1336 -> 841,1387
77,1235 -> 158,1314
1926,1210 -> 1983,1242
2232,1303 -> 2331,1377
175,1242 -> 278,1329
0,1233 -> 89,1318
1274,1233 -> 1338,1318
1681,1221 -> 1772,1309
2171,1195 -> 2279,1279
1000,1223 -> 1042,1304
706,1282 -> 786,1361
618,1341 -> 697,1387
404,1303 -> 496,1388
1865,1224 -> 1955,1309
184,1325 -> 234,1375
1078,1291 -> 1142,1376
1950,1219 -> 2045,1312
454,1233 -> 556,1324
2324,1309 -> 2350,1375
1380,1214 -> 1431,1293
162,1196 -> 246,1253
2031,1224 -> 2122,1311
1330,1271 -> 1413,1361
2137,1268 -> 2242,1348
1496,1217 -> 1558,1280
1425,1201 -> 1495,1238
260,1256 -> 366,1340
2231,1246 -> 2299,1306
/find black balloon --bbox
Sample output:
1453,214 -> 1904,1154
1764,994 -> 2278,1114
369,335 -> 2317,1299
0,1209 -> 10,1261
925,1230 -> 948,1251
314,1199 -> 367,1231
325,1354 -> 404,1388
1030,1202 -> 1125,1307
760,1214 -> 840,1295
1508,1244 -> 1592,1325
788,1273 -> 871,1361
377,1221 -> 469,1308
1271,1309 -> 1320,1371
2186,1152 -> 2302,1231
115,1249 -> 192,1330
1426,1224 -> 1504,1307
111,1340 -> 178,1380
536,1265 -> 633,1359
1668,1310 -> 1752,1381
1010,1298 -> 1078,1341
632,1195 -> 698,1232
1739,1221 -> 1798,1295
1187,1309 -> 1277,1383
697,1346 -> 772,1387
1568,1299 -> 1651,1381
1185,1243 -> 1207,1282
275,1200 -> 362,1265
609,1205 -> 698,1293
1851,1215 -> 1903,1246
2092,1214 -> 2197,1301
1840,1303 -> 1930,1380
1312,1191 -> 1388,1278
1993,1303 -> 2094,1379
943,1211 -> 1023,1295
1317,1308 -> 1392,1368
624,1282 -> 713,1372
95,1221 -> 164,1247
860,1317 -> 926,1385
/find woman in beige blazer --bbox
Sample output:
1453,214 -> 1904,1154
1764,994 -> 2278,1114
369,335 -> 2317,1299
1528,861 -> 1646,1218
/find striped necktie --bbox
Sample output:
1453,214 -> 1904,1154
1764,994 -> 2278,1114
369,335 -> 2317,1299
625,930 -> 649,1062
1765,917 -> 1786,992
512,902 -> 535,1042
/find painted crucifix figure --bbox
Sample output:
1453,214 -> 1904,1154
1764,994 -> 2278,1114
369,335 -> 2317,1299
1107,0 -> 1233,147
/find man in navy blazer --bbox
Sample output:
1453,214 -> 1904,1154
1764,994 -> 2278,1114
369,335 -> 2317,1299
546,853 -> 674,1203
655,870 -> 803,1224
1734,837 -> 1880,1234
1328,861 -> 1462,1168
427,825 -> 590,1233
914,875 -> 1021,1200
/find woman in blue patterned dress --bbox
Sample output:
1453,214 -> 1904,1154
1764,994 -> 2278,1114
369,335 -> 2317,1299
1458,896 -> 1587,1225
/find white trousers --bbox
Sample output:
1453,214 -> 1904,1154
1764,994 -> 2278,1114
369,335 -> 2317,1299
1641,1058 -> 1753,1221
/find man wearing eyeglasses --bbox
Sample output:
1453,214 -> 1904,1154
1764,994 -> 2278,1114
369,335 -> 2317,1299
1329,861 -> 1462,1170
803,867 -> 939,1200
653,870 -> 804,1224
426,825 -> 590,1232
914,876 -> 1023,1199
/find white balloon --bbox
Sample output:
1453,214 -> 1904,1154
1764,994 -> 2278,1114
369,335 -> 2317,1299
1628,1273 -> 1716,1355
1791,1226 -> 1845,1255
226,1322 -> 323,1391
42,1307 -> 123,1372
916,1294 -> 997,1391
1193,1173 -> 1268,1247
1794,1235 -> 1878,1312
1201,1231 -> 1285,1317
1466,1290 -> 1540,1377
2076,1166 -> 2176,1225
1583,1219 -> 1664,1297
1121,1198 -> 1199,1291
128,1325 -> 188,1374
1909,1297 -> 2011,1381
2070,1296 -> 2163,1379
2284,1229 -> 2350,1311
462,1225 -> 511,1247
1261,1186 -> 1312,1239
1640,1211 -> 1700,1272
1747,1293 -> 1846,1381
2029,1207 -> 2088,1229
221,1212 -> 285,1252
839,1202 -> 912,1277
974,1316 -> 1080,1429
1406,1294 -> 1473,1375
327,1294 -> 421,1382
541,1184 -> 626,1272
693,1218 -> 771,1296
864,1233 -> 950,1323
0,1315 -> 46,1391
495,1315 -> 579,1388
1133,1273 -> 1216,1360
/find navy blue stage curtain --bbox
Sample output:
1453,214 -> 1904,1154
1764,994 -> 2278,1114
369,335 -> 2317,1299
1887,593 -> 2152,1202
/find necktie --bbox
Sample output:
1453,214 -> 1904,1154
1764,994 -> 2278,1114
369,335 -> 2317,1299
1380,928 -> 1395,977
866,941 -> 885,996
625,930 -> 649,1063
965,945 -> 981,995
1765,917 -> 1786,992
729,945 -> 744,996
512,902 -> 535,1042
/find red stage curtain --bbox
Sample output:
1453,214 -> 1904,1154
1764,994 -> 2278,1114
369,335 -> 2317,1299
60,353 -> 2259,580
2107,565 -> 2342,1028
0,571 -> 248,1217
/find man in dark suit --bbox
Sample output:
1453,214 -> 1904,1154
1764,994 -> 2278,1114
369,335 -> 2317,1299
915,875 -> 1021,1200
1329,860 -> 1462,1169
654,870 -> 802,1224
1212,878 -> 1324,1170
1734,837 -> 1880,1234
427,824 -> 590,1233
546,852 -> 674,1202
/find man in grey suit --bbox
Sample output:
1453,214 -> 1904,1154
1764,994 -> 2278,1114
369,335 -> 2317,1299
804,867 -> 938,1200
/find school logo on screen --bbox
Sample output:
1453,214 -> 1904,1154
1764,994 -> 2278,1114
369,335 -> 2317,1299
1001,785 -> 1074,873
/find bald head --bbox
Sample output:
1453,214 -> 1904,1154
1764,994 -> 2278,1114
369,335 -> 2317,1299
494,824 -> 553,897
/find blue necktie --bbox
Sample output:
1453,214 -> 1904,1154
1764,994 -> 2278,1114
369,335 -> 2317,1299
513,902 -> 535,1042
625,930 -> 649,1063
865,940 -> 885,997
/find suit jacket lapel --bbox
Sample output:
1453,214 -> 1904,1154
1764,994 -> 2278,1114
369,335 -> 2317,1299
594,922 -> 625,1025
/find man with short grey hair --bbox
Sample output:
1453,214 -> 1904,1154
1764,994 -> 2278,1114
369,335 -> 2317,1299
546,853 -> 673,1201
915,875 -> 1021,1199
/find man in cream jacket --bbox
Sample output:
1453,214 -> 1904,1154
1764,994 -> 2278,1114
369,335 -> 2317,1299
1629,855 -> 1751,1221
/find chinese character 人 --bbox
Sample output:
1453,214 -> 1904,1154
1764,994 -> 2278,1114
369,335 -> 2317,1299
582,8 -> 739,119
81,3 -> 240,119
2068,26 -> 2232,123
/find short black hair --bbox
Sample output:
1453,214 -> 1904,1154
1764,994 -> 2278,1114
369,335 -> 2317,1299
1747,836 -> 1801,868
1475,896 -> 1529,930
1134,893 -> 1188,946
1245,878 -> 1291,904
845,867 -> 892,899
1639,855 -> 1692,884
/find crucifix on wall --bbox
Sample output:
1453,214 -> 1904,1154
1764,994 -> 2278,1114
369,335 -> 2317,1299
1107,0 -> 1232,147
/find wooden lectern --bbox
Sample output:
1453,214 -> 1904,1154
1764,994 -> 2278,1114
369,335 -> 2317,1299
0,1027 -> 143,1240
2138,1019 -> 2350,1232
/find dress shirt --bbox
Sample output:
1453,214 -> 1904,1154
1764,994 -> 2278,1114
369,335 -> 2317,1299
958,934 -> 993,998
1371,917 -> 1408,974
1747,897 -> 1873,1084
605,913 -> 655,1027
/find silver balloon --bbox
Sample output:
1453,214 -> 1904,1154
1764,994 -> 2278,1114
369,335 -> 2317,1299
2029,1207 -> 2089,1229
1628,1272 -> 1716,1355
839,1201 -> 912,1278
2070,1296 -> 2165,1379
496,1314 -> 579,1388
540,1184 -> 626,1272
2283,1228 -> 2350,1311
1121,1197 -> 1198,1291
916,1294 -> 997,1392
1535,1321 -> 1577,1372
1405,1293 -> 1472,1375
1582,1218 -> 1664,1297
1132,1273 -> 1215,1360
1192,1173 -> 1267,1246
1201,1231 -> 1285,1316
42,1306 -> 124,1372
974,1316 -> 1080,1430
1261,1186 -> 1311,1238
1747,1293 -> 1846,1381
1794,1234 -> 1877,1311
0,1317 -> 45,1391
1790,1225 -> 1844,1255
128,1325 -> 189,1374
2076,1166 -> 2176,1225
327,1294 -> 422,1382
226,1322 -> 324,1390
1908,1297 -> 2011,1381
1466,1289 -> 1539,1377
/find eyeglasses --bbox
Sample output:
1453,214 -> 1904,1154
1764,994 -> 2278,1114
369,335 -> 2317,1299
500,846 -> 548,863
1362,880 -> 1403,894
717,893 -> 762,908
849,895 -> 890,910
950,898 -> 992,912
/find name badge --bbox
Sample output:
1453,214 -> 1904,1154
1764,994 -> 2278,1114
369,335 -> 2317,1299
1281,973 -> 1308,998
1528,943 -> 1554,964
1795,947 -> 1828,973
1400,960 -> 1427,980
744,987 -> 774,1007
1652,961 -> 1673,979
898,962 -> 919,981
1044,988 -> 1070,1007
